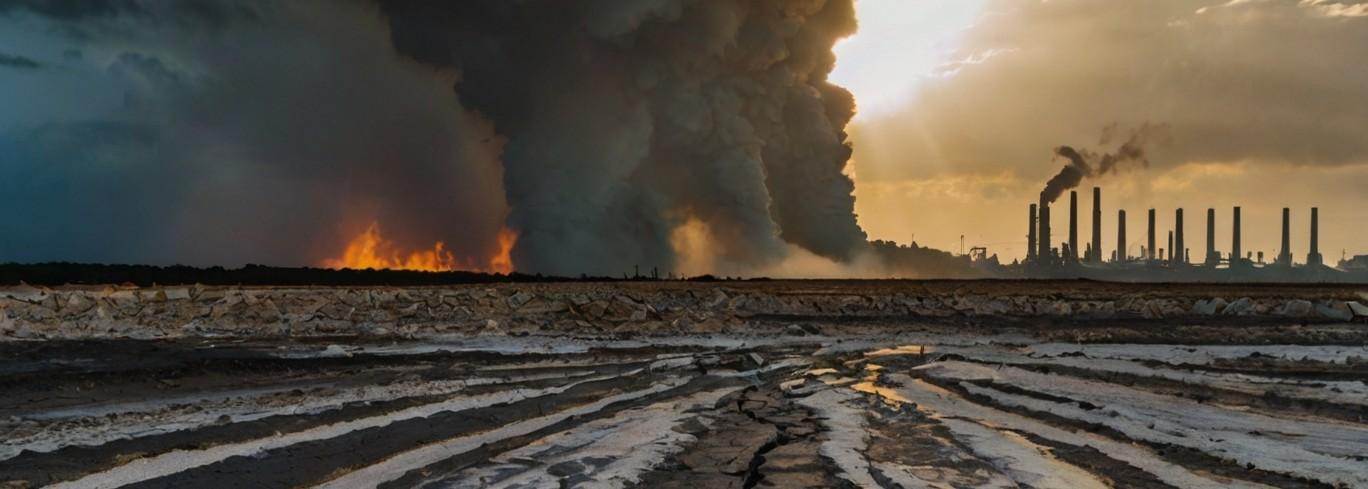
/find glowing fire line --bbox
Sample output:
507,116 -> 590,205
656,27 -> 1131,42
323,222 -> 516,274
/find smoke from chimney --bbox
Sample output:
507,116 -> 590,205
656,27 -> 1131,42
1040,123 -> 1168,203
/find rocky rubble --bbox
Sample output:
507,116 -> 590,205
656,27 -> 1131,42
0,282 -> 1364,341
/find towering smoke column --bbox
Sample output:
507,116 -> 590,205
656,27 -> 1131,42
379,1 -> 867,276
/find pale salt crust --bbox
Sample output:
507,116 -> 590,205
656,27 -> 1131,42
796,388 -> 883,489
890,375 -> 1275,489
312,376 -> 692,489
45,371 -> 646,489
426,387 -> 739,489
935,418 -> 1110,489
2,370 -> 596,462
916,361 -> 1368,487
937,345 -> 1368,406
1026,343 -> 1368,365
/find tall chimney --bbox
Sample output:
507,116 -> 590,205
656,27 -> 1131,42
1232,206 -> 1242,265
1167,231 -> 1173,263
1279,207 -> 1292,265
1117,209 -> 1127,262
1028,204 -> 1038,261
1174,208 -> 1185,264
1308,207 -> 1322,266
1069,191 -> 1079,263
1206,208 -> 1218,266
1038,193 -> 1052,262
1091,187 -> 1102,263
1148,209 -> 1156,261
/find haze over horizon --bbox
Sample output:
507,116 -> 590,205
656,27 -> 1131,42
1,0 -> 1365,275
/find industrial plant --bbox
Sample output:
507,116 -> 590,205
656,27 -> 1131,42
995,186 -> 1366,282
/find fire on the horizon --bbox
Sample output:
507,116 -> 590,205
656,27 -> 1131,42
323,223 -> 516,274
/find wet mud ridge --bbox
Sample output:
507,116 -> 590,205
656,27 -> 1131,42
1,281 -> 1366,488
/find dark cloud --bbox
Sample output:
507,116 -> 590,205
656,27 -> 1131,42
0,1 -> 508,267
0,52 -> 41,69
1,0 -> 869,275
381,0 -> 866,275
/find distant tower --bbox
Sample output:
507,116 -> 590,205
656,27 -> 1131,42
1038,193 -> 1052,262
1147,209 -> 1157,261
1174,209 -> 1185,265
1028,204 -> 1038,261
1068,191 -> 1079,263
1205,208 -> 1219,266
1232,206 -> 1242,266
1091,187 -> 1102,263
1117,209 -> 1127,262
1308,207 -> 1322,266
1167,231 -> 1174,263
1278,207 -> 1292,265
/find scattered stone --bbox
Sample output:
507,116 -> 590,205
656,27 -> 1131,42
1347,301 -> 1368,318
1193,298 -> 1229,316
1315,301 -> 1354,321
1278,299 -> 1314,317
1222,297 -> 1255,316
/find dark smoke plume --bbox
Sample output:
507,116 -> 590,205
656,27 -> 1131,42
1041,123 -> 1167,203
379,0 -> 868,276
1,0 -> 871,276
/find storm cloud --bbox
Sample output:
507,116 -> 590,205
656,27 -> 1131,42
0,0 -> 869,275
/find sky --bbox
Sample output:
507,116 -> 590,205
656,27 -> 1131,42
836,0 -> 1368,264
1,0 -> 1365,274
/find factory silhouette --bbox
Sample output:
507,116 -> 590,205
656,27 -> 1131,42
979,186 -> 1368,282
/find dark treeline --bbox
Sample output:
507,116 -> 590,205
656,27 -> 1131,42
0,263 -> 559,287
0,263 -> 752,286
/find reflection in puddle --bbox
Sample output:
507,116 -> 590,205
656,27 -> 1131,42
864,344 -> 934,358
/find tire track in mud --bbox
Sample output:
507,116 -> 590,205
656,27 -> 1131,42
901,364 -> 1360,488
9,363 -> 649,488
48,370 -> 659,489
934,350 -> 1368,423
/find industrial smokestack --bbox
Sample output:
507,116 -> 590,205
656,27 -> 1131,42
1117,209 -> 1127,262
1028,204 -> 1038,261
1279,207 -> 1292,265
1069,190 -> 1079,263
1174,208 -> 1185,265
1167,231 -> 1173,263
1206,208 -> 1218,266
1039,193 -> 1052,262
1232,207 -> 1242,265
1091,187 -> 1102,263
1308,207 -> 1322,266
1148,209 -> 1156,261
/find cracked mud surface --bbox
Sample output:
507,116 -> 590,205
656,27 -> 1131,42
2,281 -> 1366,488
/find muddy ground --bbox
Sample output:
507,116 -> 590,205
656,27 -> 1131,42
1,280 -> 1366,488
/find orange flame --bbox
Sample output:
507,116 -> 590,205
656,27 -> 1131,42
323,222 -> 517,274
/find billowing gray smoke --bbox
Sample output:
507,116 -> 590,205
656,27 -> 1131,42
0,0 -> 868,275
379,0 -> 868,276
1042,123 -> 1166,203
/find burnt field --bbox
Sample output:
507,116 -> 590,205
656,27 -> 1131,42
2,280 -> 1367,488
